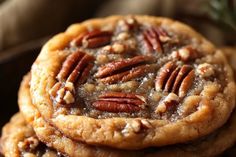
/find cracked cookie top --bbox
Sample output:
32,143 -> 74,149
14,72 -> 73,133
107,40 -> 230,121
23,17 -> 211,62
30,15 -> 235,149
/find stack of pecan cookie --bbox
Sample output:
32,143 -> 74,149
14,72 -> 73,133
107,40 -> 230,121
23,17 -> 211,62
1,15 -> 236,157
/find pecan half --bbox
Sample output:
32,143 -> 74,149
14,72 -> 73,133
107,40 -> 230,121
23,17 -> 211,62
142,27 -> 169,54
57,51 -> 94,83
82,30 -> 112,48
92,92 -> 146,112
71,30 -> 112,48
95,56 -> 155,84
50,51 -> 94,105
70,31 -> 88,47
155,61 -> 195,97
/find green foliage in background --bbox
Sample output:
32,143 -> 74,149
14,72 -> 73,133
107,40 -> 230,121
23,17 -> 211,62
207,0 -> 236,31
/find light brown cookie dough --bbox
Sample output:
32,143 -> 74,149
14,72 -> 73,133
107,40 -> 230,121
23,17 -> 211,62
18,74 -> 140,157
0,113 -> 62,157
19,69 -> 236,157
30,15 -> 235,149
150,47 -> 236,157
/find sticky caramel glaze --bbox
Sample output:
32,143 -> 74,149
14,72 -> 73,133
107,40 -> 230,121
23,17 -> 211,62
48,17 -> 228,121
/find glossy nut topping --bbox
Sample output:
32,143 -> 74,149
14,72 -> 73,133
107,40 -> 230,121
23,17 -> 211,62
49,17 -> 224,120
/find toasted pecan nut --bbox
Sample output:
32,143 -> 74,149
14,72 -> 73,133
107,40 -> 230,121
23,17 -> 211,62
95,56 -> 155,84
92,92 -> 146,113
99,64 -> 156,84
70,31 -> 88,47
95,55 -> 154,78
155,61 -> 177,91
57,51 -> 94,84
18,136 -> 39,152
142,27 -> 169,54
155,93 -> 179,113
196,63 -> 215,78
50,51 -> 95,105
57,51 -> 84,82
155,61 -> 195,97
117,16 -> 138,32
102,42 -> 136,54
82,30 -> 112,48
71,30 -> 112,48
50,81 -> 75,105
172,65 -> 193,94
179,69 -> 195,97
172,46 -> 199,62
92,101 -> 141,113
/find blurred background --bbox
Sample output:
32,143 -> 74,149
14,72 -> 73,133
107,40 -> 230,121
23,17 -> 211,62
0,0 -> 235,131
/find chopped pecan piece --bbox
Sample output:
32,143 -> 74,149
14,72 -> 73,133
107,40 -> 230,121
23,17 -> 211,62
122,119 -> 152,134
50,82 -> 75,105
95,56 -> 155,84
142,27 -> 169,54
92,92 -> 146,113
117,16 -> 138,32
196,63 -> 215,78
18,136 -> 39,152
155,61 -> 195,97
171,46 -> 198,62
70,31 -> 88,47
102,43 -> 125,54
50,51 -> 94,105
101,40 -> 137,55
116,32 -> 130,41
155,93 -> 179,113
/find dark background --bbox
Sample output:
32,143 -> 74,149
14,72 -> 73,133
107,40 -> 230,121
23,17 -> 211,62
0,0 -> 105,128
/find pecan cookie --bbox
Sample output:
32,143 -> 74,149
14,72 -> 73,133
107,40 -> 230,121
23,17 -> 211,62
30,15 -> 235,149
19,70 -> 236,156
0,113 -> 61,157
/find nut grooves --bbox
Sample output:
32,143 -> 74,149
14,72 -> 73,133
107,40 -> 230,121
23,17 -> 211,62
92,92 -> 146,113
72,30 -> 112,48
155,61 -> 195,97
50,51 -> 95,105
142,27 -> 169,54
57,51 -> 94,84
95,56 -> 156,84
